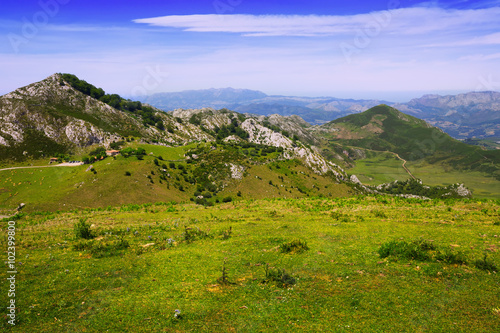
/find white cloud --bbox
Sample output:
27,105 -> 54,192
133,6 -> 500,37
425,31 -> 500,47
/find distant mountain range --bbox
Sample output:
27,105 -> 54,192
140,88 -> 390,126
140,89 -> 500,139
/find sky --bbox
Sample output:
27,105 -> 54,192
1,0 -> 500,102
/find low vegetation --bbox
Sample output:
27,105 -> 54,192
1,196 -> 498,332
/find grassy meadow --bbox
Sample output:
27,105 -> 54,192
346,150 -> 500,199
406,161 -> 500,199
347,151 -> 410,185
1,196 -> 499,332
0,143 -> 355,214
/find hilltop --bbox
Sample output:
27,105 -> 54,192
0,73 -> 210,161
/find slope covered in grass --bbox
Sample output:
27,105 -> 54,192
1,196 -> 499,332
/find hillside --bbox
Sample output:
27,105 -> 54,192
317,105 -> 500,180
0,74 -> 488,214
0,74 -> 362,213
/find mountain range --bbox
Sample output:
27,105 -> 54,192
140,88 -> 500,140
1,73 -> 499,212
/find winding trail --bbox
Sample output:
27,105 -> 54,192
393,153 -> 416,180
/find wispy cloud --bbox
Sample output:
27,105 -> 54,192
425,32 -> 500,47
133,6 -> 500,37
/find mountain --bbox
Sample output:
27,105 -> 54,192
316,104 -> 500,180
0,74 -> 211,161
141,88 -> 500,140
140,88 -> 390,125
0,74 -> 485,214
141,88 -> 268,110
393,91 -> 500,139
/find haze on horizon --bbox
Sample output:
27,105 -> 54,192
1,0 -> 500,102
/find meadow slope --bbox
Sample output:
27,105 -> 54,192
1,196 -> 499,332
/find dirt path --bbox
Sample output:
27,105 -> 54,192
0,162 -> 83,172
393,153 -> 416,180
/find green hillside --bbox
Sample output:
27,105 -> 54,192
0,142 -> 354,214
322,105 -> 500,180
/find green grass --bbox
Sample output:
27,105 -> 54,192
0,143 -> 354,213
1,196 -> 499,332
407,161 -> 500,199
347,151 -> 410,185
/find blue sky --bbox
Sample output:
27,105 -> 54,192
1,0 -> 500,101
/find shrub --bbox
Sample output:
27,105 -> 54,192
371,209 -> 388,218
183,226 -> 211,243
222,196 -> 232,203
378,239 -> 436,261
280,239 -> 309,254
435,249 -> 468,265
330,211 -> 351,222
220,226 -> 232,240
74,218 -> 94,240
263,265 -> 296,288
474,254 -> 497,272
125,171 -> 131,176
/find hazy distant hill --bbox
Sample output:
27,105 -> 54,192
140,88 -> 389,125
393,91 -> 500,139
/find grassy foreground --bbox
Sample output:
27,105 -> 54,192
1,196 -> 500,332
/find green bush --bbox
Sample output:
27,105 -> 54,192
378,239 -> 436,261
371,209 -> 388,218
183,226 -> 211,243
474,254 -> 497,272
74,218 -> 94,240
263,265 -> 296,288
280,239 -> 309,254
222,196 -> 233,203
435,249 -> 468,265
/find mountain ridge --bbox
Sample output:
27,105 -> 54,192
140,88 -> 500,139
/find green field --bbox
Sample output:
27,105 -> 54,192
347,151 -> 410,185
0,144 -> 194,213
407,161 -> 500,199
346,150 -> 500,199
1,196 -> 499,332
0,143 -> 354,214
